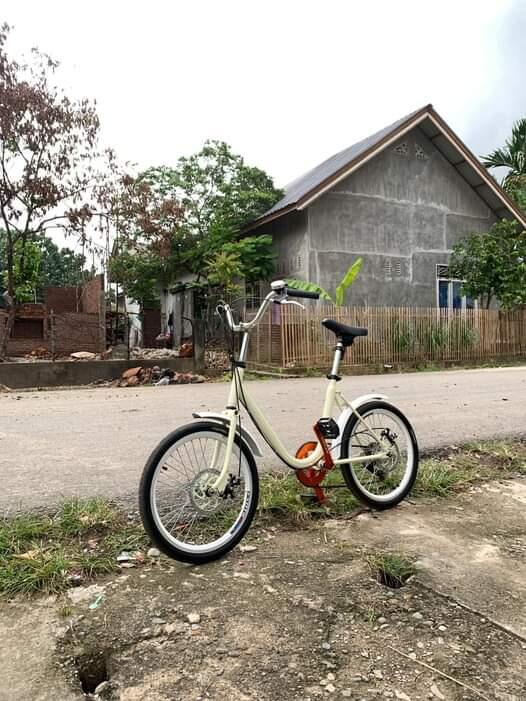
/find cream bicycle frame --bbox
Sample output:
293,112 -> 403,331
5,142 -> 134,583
209,302 -> 389,493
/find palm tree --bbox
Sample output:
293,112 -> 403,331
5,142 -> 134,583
482,119 -> 526,206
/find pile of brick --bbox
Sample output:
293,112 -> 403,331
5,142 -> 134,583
24,347 -> 52,360
205,348 -> 230,370
119,366 -> 206,387
130,343 -> 193,360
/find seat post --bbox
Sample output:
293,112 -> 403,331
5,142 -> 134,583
328,339 -> 344,380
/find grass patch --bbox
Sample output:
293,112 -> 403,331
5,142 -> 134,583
0,513 -> 53,557
415,439 -> 526,498
58,498 -> 119,537
257,439 -> 526,521
414,458 -> 478,497
0,499 -> 148,597
258,468 -> 360,522
366,552 -> 418,588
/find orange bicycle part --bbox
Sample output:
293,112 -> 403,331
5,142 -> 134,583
294,437 -> 333,504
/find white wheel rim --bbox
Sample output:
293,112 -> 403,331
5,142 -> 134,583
150,430 -> 253,555
349,408 -> 414,503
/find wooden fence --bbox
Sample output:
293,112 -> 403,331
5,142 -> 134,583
247,305 -> 526,370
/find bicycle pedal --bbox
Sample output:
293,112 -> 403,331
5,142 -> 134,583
315,417 -> 339,440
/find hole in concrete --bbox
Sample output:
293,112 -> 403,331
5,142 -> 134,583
75,651 -> 109,694
368,553 -> 417,589
375,568 -> 411,588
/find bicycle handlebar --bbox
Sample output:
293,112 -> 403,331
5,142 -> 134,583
218,281 -> 318,333
286,288 -> 320,300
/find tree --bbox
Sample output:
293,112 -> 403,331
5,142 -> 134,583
0,231 -> 41,302
204,235 -> 276,299
0,24 -> 112,356
0,230 -> 89,301
142,141 -> 283,278
111,143 -> 282,306
448,219 -> 526,309
38,237 -> 88,292
483,119 -> 526,211
108,173 -> 187,307
285,258 -> 364,306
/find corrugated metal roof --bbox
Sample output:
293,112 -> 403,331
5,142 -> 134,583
244,105 -> 526,232
257,106 -> 428,220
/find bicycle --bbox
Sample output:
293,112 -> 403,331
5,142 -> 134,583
139,280 -> 419,564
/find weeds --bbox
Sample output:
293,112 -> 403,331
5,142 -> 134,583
0,499 -> 148,597
58,498 -> 119,537
413,458 -> 477,497
258,468 -> 360,522
2,440 -> 524,598
366,552 -> 418,588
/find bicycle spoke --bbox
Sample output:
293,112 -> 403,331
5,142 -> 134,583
350,410 -> 411,497
150,430 -> 252,551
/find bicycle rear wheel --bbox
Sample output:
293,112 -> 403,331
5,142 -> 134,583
139,421 -> 259,564
339,401 -> 418,509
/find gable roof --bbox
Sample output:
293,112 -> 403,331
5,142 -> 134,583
244,104 -> 526,232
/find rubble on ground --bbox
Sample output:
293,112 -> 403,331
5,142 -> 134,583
70,351 -> 97,361
131,342 -> 194,360
131,347 -> 179,360
205,347 -> 230,370
24,347 -> 51,360
118,365 -> 206,387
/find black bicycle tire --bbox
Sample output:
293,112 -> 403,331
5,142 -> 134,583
139,420 -> 259,564
339,400 -> 419,510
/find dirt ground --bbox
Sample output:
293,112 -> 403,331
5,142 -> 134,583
2,366 -> 526,513
1,478 -> 525,701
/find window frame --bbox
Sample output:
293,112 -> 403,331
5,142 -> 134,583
435,265 -> 478,311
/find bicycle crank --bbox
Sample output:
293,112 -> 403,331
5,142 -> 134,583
295,441 -> 328,504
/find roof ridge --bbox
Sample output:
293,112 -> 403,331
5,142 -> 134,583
243,104 -> 526,233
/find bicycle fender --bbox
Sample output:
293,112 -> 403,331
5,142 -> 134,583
191,412 -> 264,457
334,394 -> 388,459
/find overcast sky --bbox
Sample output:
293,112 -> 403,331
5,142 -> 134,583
3,0 -> 525,249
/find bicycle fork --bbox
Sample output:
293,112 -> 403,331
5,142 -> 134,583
209,408 -> 238,494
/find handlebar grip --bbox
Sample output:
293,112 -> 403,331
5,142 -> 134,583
286,287 -> 320,300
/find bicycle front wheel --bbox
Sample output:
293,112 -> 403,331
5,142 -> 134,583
339,401 -> 418,509
139,421 -> 259,564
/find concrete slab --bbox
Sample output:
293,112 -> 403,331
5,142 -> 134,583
331,478 -> 526,638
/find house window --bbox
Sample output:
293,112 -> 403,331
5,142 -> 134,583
436,265 -> 477,310
11,318 -> 44,339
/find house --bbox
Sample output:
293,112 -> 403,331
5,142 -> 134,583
244,105 -> 526,309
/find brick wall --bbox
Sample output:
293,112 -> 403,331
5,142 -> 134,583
0,306 -> 50,356
1,309 -> 104,357
81,275 -> 104,314
45,287 -> 80,313
52,312 -> 105,356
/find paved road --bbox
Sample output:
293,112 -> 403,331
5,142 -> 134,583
1,366 -> 525,512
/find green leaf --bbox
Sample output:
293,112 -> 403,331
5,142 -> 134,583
284,278 -> 332,302
335,257 -> 363,306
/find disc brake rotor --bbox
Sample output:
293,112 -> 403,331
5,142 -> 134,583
190,469 -> 221,514
362,433 -> 401,478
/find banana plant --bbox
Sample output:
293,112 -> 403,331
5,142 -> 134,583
285,257 -> 363,306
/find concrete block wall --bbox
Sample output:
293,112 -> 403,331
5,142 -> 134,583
268,126 -> 497,307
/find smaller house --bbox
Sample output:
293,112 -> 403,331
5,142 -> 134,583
0,275 -> 106,358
